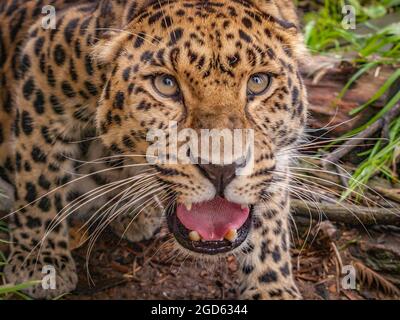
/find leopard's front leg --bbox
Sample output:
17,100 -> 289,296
4,61 -> 82,299
238,190 -> 301,300
4,134 -> 79,299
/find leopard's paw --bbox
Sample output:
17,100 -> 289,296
240,285 -> 302,300
110,209 -> 161,243
4,251 -> 77,299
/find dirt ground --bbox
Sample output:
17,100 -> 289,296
1,201 -> 399,300
65,219 -> 400,300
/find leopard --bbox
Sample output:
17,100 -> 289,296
0,0 -> 308,299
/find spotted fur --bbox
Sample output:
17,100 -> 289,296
0,0 -> 307,299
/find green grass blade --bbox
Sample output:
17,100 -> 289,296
350,69 -> 400,115
338,61 -> 379,99
0,281 -> 40,295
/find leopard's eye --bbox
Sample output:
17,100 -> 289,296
153,74 -> 180,98
247,73 -> 271,96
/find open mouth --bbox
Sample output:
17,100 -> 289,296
167,197 -> 252,255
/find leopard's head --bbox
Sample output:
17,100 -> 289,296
95,0 -> 308,255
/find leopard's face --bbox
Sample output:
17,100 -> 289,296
96,0 -> 307,255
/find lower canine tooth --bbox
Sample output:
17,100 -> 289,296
224,229 -> 238,242
189,231 -> 201,241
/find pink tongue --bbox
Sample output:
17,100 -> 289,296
177,197 -> 250,241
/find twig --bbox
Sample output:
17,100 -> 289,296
330,242 -> 343,270
324,120 -> 384,165
324,102 -> 400,165
368,180 -> 400,203
296,157 -> 400,203
292,199 -> 400,226
330,241 -> 343,294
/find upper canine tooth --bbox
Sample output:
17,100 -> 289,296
224,229 -> 238,242
189,231 -> 201,241
241,204 -> 248,210
185,203 -> 192,211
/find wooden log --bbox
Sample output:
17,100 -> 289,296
292,199 -> 400,226
301,55 -> 395,136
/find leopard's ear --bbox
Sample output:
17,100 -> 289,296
247,0 -> 299,31
249,0 -> 308,62
95,0 -> 159,38
92,0 -> 158,64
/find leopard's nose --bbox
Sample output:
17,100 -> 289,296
196,163 -> 237,196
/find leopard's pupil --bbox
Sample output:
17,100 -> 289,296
253,76 -> 262,84
164,77 -> 174,86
